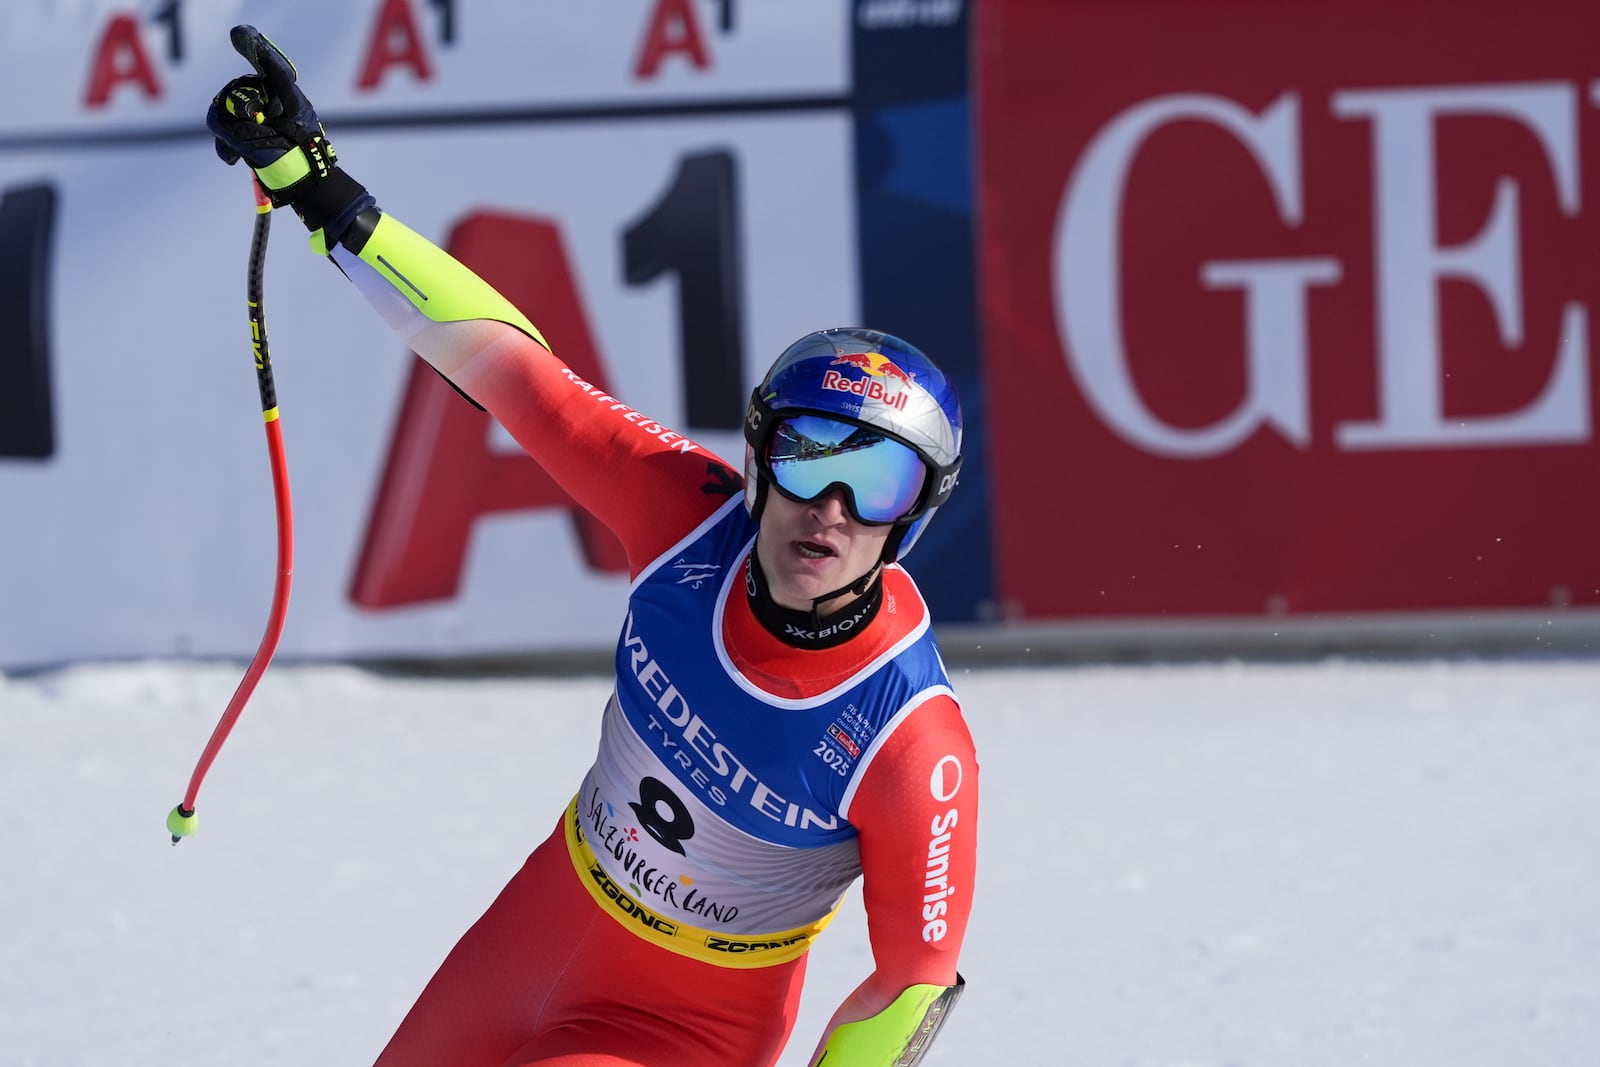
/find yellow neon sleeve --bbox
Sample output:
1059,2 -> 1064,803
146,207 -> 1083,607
816,976 -> 965,1066
335,212 -> 547,345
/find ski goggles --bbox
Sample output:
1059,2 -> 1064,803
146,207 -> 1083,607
763,415 -> 928,525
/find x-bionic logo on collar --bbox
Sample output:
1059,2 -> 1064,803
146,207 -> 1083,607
783,599 -> 873,642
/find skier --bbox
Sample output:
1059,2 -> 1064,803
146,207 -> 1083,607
207,26 -> 978,1067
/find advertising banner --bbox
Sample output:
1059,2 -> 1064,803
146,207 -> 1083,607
977,0 -> 1600,622
0,1 -> 985,668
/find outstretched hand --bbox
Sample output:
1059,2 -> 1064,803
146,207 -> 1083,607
205,25 -> 373,248
228,23 -> 298,111
206,26 -> 336,199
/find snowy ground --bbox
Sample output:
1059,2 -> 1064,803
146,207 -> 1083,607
2,655 -> 1598,1066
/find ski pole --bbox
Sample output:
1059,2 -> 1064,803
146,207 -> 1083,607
168,169 -> 293,844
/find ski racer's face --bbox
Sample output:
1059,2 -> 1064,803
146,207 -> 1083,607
756,487 -> 892,611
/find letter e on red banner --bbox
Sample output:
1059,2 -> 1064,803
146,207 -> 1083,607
976,0 -> 1600,621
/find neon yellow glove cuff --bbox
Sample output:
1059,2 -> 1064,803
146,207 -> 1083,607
817,976 -> 965,1066
254,147 -> 312,193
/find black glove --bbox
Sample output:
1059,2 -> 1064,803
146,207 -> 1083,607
206,25 -> 374,250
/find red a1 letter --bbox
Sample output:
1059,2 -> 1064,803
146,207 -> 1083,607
357,0 -> 434,91
634,0 -> 710,79
350,212 -> 628,609
84,14 -> 162,108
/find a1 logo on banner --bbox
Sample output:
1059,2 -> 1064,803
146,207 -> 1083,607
346,114 -> 856,611
75,0 -> 775,113
81,0 -> 461,108
351,150 -> 742,606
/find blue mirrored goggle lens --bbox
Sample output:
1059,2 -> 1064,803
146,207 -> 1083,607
765,415 -> 927,524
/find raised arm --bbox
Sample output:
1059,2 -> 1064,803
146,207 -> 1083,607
205,25 -> 735,573
323,213 -> 738,573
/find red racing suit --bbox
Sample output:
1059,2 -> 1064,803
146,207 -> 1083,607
331,233 -> 979,1067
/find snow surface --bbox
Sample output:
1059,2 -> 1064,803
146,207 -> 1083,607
3,656 -> 1598,1066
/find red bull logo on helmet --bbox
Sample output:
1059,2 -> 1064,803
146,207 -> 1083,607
823,352 -> 915,410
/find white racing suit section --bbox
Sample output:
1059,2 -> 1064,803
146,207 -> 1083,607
566,497 -> 955,966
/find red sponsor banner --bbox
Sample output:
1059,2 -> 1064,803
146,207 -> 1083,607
976,0 -> 1600,620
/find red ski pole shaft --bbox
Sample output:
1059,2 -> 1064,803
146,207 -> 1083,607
169,176 -> 294,844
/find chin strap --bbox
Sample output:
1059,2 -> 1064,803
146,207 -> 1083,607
809,561 -> 883,620
817,976 -> 966,1066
